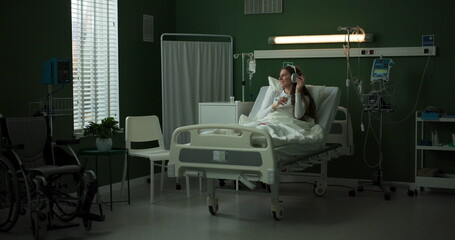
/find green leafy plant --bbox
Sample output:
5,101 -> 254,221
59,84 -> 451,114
83,117 -> 120,138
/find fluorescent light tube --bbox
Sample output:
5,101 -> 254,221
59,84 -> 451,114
269,33 -> 374,44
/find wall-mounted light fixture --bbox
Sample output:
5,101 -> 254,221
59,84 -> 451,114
268,26 -> 373,44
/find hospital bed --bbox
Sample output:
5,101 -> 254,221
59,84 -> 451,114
168,85 -> 350,220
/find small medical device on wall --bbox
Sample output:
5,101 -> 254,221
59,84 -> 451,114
42,58 -> 72,85
371,58 -> 394,82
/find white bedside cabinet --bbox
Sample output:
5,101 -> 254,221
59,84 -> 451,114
199,102 -> 254,124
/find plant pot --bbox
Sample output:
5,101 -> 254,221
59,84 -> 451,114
96,138 -> 112,152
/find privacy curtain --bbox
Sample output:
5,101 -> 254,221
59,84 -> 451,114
162,40 -> 233,147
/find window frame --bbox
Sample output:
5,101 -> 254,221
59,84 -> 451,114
71,0 -> 119,133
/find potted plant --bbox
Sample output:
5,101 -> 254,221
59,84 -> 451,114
83,117 -> 120,152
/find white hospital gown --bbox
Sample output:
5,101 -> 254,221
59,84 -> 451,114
239,90 -> 323,147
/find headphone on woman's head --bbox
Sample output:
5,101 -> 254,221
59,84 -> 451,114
290,65 -> 299,83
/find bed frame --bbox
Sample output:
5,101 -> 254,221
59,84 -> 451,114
168,86 -> 352,220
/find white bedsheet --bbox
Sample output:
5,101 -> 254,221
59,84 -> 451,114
238,111 -> 323,147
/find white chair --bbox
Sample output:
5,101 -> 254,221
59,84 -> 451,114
125,115 -> 200,203
125,115 -> 172,203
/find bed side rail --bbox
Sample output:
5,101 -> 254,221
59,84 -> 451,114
171,124 -> 273,149
168,124 -> 278,184
326,106 -> 354,156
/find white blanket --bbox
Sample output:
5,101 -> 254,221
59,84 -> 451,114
238,109 -> 323,147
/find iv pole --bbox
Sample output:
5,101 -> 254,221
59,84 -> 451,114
233,52 -> 254,102
338,26 -> 354,157
338,26 -> 367,158
340,26 -> 396,200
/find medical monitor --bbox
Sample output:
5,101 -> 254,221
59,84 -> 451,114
371,58 -> 394,82
43,58 -> 72,85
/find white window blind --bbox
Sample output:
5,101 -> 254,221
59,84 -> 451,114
71,0 -> 119,131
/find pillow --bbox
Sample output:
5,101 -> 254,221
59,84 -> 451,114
267,76 -> 325,109
267,76 -> 281,90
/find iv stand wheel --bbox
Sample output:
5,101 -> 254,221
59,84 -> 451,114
407,189 -> 418,197
271,202 -> 284,221
207,197 -> 219,215
389,186 -> 397,192
208,205 -> 219,215
272,211 -> 283,221
357,186 -> 364,192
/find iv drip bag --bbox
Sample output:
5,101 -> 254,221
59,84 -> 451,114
247,58 -> 256,75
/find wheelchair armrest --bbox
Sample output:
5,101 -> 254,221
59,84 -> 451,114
3,144 -> 24,150
56,139 -> 80,145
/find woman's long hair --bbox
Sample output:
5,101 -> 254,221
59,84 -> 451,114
283,65 -> 318,123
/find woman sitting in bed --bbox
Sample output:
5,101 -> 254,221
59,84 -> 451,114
239,65 -> 323,146
256,65 -> 317,123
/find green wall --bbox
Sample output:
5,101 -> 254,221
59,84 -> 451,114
0,0 -> 72,117
0,0 -> 175,186
175,0 -> 455,182
118,0 -> 176,182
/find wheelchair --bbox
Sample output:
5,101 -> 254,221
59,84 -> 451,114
0,116 -> 105,239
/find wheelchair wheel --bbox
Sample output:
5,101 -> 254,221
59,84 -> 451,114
0,157 -> 20,232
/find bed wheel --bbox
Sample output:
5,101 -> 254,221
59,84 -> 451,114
348,190 -> 356,197
207,197 -> 219,215
313,186 -> 325,197
271,202 -> 284,221
218,179 -> 226,187
313,182 -> 327,197
176,183 -> 181,190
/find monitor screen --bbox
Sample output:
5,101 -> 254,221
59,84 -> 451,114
373,68 -> 388,77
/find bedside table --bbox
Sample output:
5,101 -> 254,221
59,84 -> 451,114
199,102 -> 254,124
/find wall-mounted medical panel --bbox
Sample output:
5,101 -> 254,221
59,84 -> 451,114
254,46 -> 436,59
42,58 -> 72,84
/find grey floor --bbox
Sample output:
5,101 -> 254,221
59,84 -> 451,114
3,178 -> 455,240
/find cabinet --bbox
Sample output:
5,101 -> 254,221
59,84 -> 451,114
199,102 -> 254,124
412,111 -> 455,194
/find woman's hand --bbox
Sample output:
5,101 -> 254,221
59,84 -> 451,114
272,96 -> 288,110
295,75 -> 305,92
